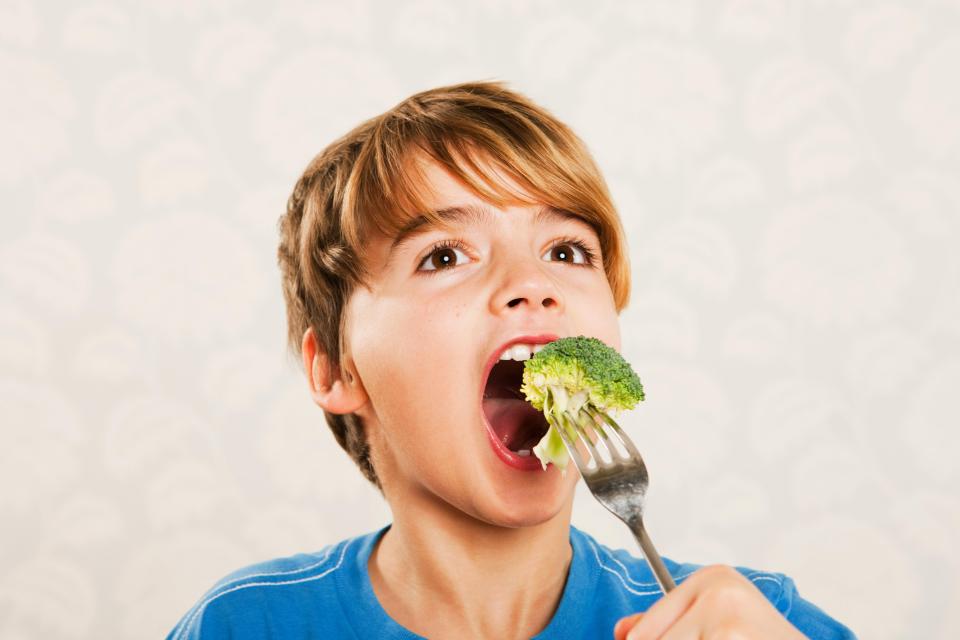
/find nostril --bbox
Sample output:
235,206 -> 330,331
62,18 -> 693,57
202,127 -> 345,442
507,297 -> 556,308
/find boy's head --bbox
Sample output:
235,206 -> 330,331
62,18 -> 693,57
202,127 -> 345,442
277,80 -> 631,519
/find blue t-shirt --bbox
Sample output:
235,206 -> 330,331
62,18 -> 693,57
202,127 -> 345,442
167,524 -> 856,639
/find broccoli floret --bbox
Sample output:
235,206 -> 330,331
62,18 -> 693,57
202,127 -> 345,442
520,335 -> 644,473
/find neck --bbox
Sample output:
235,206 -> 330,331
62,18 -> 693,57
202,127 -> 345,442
368,490 -> 575,639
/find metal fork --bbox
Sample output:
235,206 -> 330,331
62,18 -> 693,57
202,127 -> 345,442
555,406 -> 676,594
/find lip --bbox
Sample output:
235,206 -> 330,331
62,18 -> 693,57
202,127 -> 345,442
479,333 -> 560,471
483,422 -> 546,470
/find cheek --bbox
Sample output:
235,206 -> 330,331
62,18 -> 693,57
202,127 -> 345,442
352,296 -> 476,429
387,295 -> 472,364
573,277 -> 621,350
590,315 -> 622,355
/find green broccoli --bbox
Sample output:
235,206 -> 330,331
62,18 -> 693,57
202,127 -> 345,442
520,335 -> 644,473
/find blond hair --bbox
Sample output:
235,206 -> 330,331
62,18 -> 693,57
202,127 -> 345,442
276,80 -> 631,491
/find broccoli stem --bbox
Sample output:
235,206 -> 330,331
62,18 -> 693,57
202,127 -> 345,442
568,408 -> 592,439
557,409 -> 580,442
561,407 -> 603,453
584,405 -> 621,438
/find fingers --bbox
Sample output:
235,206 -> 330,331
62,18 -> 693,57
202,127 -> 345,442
618,565 -> 804,640
649,600 -> 704,640
613,613 -> 644,640
624,565 -> 732,639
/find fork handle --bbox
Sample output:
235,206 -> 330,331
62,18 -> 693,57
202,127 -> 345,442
629,519 -> 676,594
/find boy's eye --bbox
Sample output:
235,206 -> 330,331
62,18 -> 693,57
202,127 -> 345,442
542,241 -> 589,265
417,243 -> 471,272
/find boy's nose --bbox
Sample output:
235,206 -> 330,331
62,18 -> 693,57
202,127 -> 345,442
490,256 -> 564,316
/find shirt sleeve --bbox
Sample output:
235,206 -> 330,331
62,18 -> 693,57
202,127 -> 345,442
165,594 -> 238,640
776,575 -> 859,639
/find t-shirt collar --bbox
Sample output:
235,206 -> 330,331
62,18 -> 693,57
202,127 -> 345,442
334,523 -> 598,639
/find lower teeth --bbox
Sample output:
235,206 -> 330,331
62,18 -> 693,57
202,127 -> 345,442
516,449 -> 531,457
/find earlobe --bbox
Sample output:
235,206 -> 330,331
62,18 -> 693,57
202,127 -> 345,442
302,328 -> 368,414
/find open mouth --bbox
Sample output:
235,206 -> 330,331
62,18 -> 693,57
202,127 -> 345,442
481,359 -> 551,454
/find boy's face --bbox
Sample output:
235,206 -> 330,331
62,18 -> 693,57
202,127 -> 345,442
343,155 -> 621,527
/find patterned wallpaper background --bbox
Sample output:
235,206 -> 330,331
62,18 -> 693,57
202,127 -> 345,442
2,1 -> 959,638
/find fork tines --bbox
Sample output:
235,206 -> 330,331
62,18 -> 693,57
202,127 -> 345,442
556,407 -> 637,472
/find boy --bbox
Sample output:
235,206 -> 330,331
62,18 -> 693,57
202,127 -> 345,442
167,81 -> 856,639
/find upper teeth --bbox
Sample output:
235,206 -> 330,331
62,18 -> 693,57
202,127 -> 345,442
499,343 -> 546,361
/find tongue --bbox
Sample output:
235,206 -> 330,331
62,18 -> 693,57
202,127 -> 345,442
482,397 -> 549,451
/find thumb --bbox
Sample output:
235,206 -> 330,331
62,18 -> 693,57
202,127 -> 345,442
613,613 -> 644,640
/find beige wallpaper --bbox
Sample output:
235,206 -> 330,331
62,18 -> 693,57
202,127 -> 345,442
2,1 -> 959,638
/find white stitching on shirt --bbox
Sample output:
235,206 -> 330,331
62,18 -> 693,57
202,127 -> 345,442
595,543 -> 681,587
747,574 -> 784,587
174,540 -> 350,640
171,544 -> 337,640
587,539 -> 783,595
588,539 -> 696,596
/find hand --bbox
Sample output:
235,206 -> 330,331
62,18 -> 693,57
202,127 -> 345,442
612,564 -> 807,639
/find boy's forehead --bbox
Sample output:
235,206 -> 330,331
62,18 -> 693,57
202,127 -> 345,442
388,202 -> 582,254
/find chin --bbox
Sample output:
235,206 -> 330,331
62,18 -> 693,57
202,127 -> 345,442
482,502 -> 566,529
480,471 -> 577,529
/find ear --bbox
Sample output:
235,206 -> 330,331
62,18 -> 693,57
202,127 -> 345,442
302,327 -> 368,414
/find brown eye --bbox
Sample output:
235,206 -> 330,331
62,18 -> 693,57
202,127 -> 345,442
418,245 -> 469,272
542,242 -> 587,264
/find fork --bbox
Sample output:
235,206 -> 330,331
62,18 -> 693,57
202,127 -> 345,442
555,406 -> 676,595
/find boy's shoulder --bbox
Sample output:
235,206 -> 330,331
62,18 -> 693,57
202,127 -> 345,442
571,526 -> 857,639
572,525 -> 788,603
165,530 -> 374,640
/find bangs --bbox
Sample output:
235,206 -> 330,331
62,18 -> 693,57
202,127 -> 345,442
343,119 -> 602,246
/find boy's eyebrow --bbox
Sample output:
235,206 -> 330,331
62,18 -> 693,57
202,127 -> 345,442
388,203 -> 584,257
